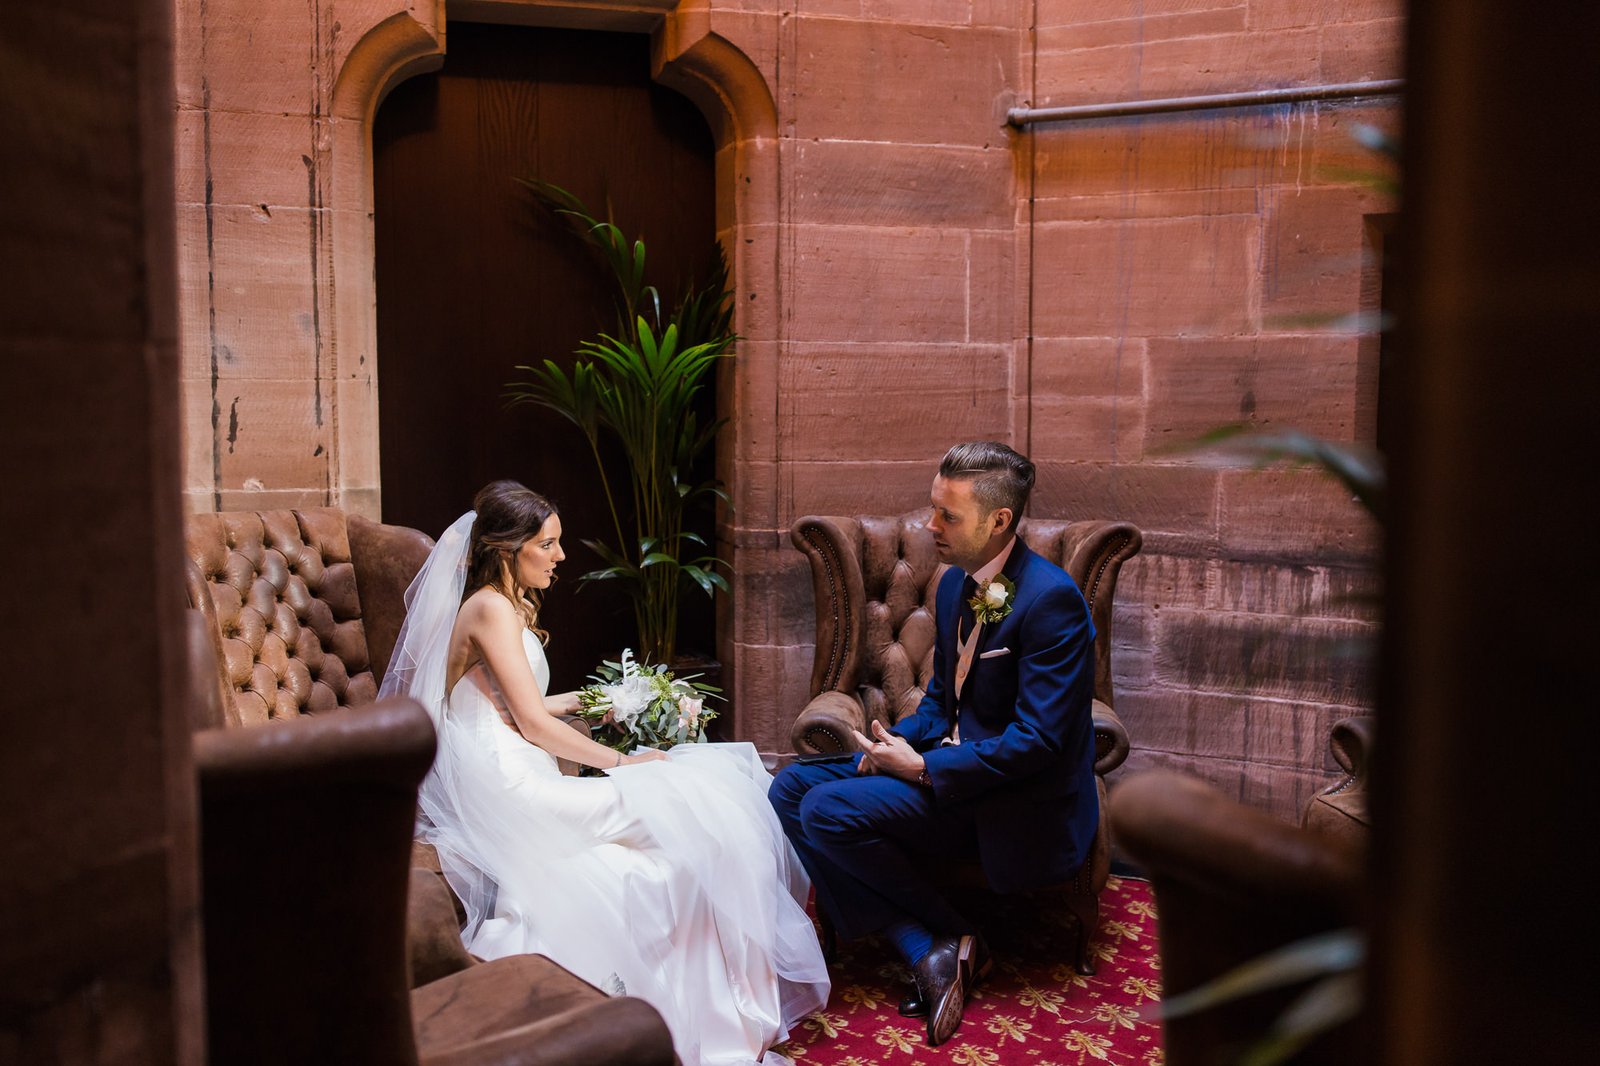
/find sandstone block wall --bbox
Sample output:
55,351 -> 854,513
174,0 -> 448,517
172,0 -> 1400,822
1026,1 -> 1400,817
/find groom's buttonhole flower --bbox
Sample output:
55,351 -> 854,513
575,648 -> 722,752
968,572 -> 1017,624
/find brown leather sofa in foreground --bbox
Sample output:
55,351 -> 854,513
182,507 -> 675,1064
1110,717 -> 1372,1065
789,512 -> 1143,973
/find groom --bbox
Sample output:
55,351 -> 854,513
769,441 -> 1099,1046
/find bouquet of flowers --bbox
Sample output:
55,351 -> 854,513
575,649 -> 722,752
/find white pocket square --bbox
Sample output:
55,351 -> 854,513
978,647 -> 1012,660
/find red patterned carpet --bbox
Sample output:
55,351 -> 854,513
775,876 -> 1163,1065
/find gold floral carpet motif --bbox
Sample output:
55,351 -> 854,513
777,876 -> 1162,1065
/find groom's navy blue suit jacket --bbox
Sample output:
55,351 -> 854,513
890,538 -> 1098,894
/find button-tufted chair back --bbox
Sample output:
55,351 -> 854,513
184,508 -> 433,726
853,513 -> 945,726
790,512 -> 1142,753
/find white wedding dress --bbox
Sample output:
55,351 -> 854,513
381,513 -> 829,1066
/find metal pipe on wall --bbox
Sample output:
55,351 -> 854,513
1006,78 -> 1404,127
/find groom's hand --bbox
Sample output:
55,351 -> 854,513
849,720 -> 926,782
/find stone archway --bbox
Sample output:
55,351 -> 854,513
323,0 -> 780,731
324,2 -> 778,522
324,11 -> 450,517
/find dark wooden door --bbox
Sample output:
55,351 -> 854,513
373,23 -> 717,690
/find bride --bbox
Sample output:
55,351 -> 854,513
380,480 -> 829,1065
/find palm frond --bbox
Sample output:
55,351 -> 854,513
513,182 -> 738,661
1160,929 -> 1364,1021
1187,424 -> 1387,522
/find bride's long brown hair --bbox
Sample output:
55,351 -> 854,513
464,479 -> 557,645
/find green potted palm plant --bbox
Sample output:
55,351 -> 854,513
506,182 -> 734,666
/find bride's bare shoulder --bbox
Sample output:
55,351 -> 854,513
458,586 -> 518,631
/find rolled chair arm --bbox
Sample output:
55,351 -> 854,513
1091,700 -> 1130,776
1303,715 -> 1375,843
790,690 -> 869,754
790,516 -> 867,697
1111,771 -> 1361,916
1328,715 -> 1374,781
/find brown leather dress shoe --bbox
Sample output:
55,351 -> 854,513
900,934 -> 992,1018
909,934 -> 976,1046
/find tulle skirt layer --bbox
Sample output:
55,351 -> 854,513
421,686 -> 829,1066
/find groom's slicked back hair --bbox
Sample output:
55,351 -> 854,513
938,441 -> 1035,520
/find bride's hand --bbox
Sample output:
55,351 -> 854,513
619,749 -> 669,766
545,690 -> 582,714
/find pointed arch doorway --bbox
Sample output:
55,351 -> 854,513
373,21 -> 718,691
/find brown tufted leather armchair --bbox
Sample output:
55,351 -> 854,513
1109,718 -> 1372,1065
789,512 -> 1143,973
181,508 -> 671,1061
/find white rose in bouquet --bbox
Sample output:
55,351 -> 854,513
603,670 -> 655,728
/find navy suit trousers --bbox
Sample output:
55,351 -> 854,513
769,754 -> 980,941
